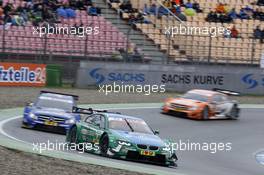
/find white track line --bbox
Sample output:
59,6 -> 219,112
0,115 -> 30,144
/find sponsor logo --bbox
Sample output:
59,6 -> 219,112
89,68 -> 105,84
161,74 -> 224,86
0,63 -> 46,86
241,74 -> 261,89
89,68 -> 145,84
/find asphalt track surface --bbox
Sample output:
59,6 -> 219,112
2,107 -> 264,175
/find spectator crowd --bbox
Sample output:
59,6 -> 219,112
0,0 -> 102,27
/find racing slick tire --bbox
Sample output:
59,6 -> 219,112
202,106 -> 209,120
99,134 -> 109,157
68,126 -> 84,150
21,122 -> 34,129
68,126 -> 77,144
227,105 -> 239,120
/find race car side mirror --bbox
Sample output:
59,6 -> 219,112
154,130 -> 160,135
26,102 -> 33,107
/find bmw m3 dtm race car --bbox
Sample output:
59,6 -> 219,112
66,107 -> 178,167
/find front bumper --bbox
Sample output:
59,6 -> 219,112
108,144 -> 176,166
22,116 -> 73,133
162,105 -> 203,119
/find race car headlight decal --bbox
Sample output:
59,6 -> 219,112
162,146 -> 171,152
65,118 -> 76,124
29,113 -> 38,120
189,106 -> 198,111
117,140 -> 131,146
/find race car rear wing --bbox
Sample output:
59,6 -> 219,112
72,107 -> 121,115
212,88 -> 241,96
40,91 -> 79,100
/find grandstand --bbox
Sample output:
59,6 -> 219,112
108,0 -> 264,64
0,0 -> 263,65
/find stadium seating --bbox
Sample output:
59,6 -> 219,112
1,0 -> 263,64
0,0 -> 129,58
108,0 -> 264,64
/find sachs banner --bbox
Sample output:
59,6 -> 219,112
0,62 -> 46,86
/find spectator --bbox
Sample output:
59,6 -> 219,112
185,0 -> 193,9
158,5 -> 169,17
0,5 -> 3,17
215,3 -> 225,13
206,11 -> 218,22
254,25 -> 262,38
174,7 -> 187,21
143,4 -> 149,15
111,48 -> 123,60
257,0 -> 264,6
184,8 -> 196,16
75,0 -> 86,10
65,6 -> 76,18
239,8 -> 250,19
3,3 -> 14,15
223,3 -> 231,13
109,0 -> 121,2
88,3 -> 98,16
193,1 -> 202,13
253,8 -> 264,20
230,26 -> 239,38
228,8 -> 238,19
3,12 -> 12,23
163,0 -> 172,9
172,0 -> 184,6
224,28 -> 231,38
244,5 -> 254,13
12,14 -> 26,26
149,3 -> 157,15
130,12 -> 151,24
119,0 -> 133,13
56,6 -> 67,18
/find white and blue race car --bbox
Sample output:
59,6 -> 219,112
22,91 -> 81,134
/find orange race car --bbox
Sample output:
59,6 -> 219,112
162,89 -> 240,120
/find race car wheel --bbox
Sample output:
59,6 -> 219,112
228,105 -> 239,119
100,134 -> 109,157
21,122 -> 34,129
69,126 -> 77,144
202,106 -> 209,120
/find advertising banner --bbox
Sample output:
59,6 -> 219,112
0,62 -> 46,86
76,62 -> 264,95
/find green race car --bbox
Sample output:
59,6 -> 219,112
66,107 -> 178,167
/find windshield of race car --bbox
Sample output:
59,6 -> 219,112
109,117 -> 153,134
182,92 -> 209,102
35,96 -> 74,112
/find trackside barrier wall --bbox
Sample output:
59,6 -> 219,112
76,61 -> 264,95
